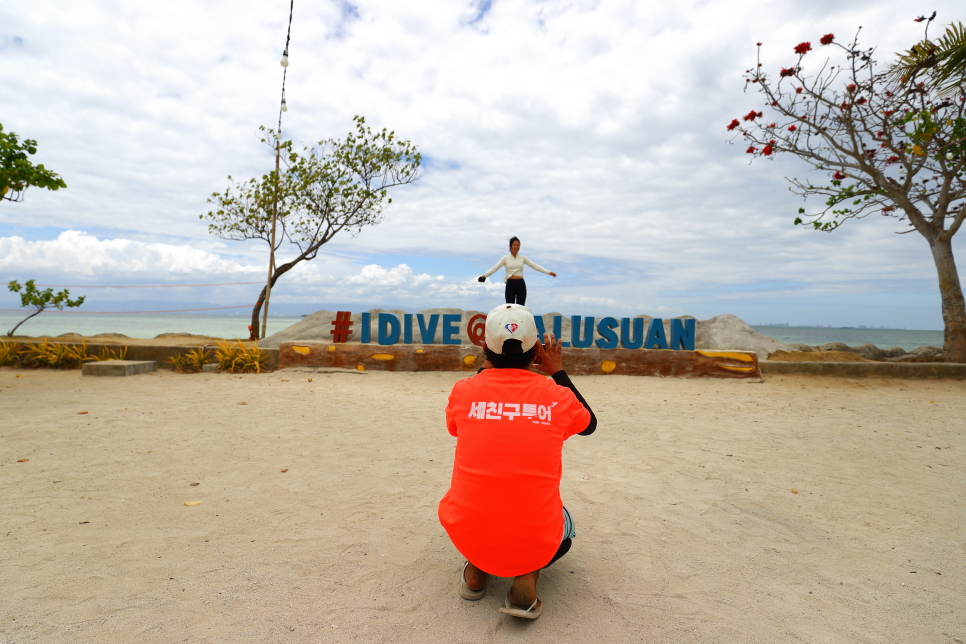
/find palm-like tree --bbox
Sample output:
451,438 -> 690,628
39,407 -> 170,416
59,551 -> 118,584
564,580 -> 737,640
890,21 -> 966,98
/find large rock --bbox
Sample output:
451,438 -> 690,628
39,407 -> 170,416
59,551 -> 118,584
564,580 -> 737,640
851,343 -> 884,361
693,314 -> 795,359
818,342 -> 853,352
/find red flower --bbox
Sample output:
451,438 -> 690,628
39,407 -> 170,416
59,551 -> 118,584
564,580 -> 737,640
914,16 -> 926,23
757,42 -> 762,46
743,110 -> 762,121
846,84 -> 856,93
762,145 -> 774,156
787,125 -> 797,132
833,171 -> 846,180
767,123 -> 777,128
840,101 -> 851,109
820,34 -> 835,45
884,110 -> 894,117
780,67 -> 796,77
794,42 -> 812,55
876,131 -> 884,137
727,119 -> 740,131
746,146 -> 757,154
886,156 -> 900,164
857,97 -> 868,105
795,87 -> 804,94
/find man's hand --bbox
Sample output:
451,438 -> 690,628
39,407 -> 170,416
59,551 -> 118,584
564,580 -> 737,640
534,333 -> 564,375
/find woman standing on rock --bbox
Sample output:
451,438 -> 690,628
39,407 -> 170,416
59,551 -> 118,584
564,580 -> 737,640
478,237 -> 556,306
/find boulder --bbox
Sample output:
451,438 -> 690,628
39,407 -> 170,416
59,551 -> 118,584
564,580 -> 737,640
909,345 -> 943,359
818,342 -> 853,352
850,343 -> 885,361
694,314 -> 796,359
881,346 -> 906,358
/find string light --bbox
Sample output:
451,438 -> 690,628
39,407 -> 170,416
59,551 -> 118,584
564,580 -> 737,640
280,49 -> 289,67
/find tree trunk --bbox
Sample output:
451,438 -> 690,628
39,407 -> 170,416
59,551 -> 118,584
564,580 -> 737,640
930,236 -> 966,362
250,287 -> 267,340
6,308 -> 44,337
248,259 -> 302,340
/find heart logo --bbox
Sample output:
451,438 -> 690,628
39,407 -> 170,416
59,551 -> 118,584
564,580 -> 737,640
504,323 -> 519,334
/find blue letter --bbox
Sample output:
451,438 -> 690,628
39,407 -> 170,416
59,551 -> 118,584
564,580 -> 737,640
643,318 -> 668,350
620,317 -> 644,349
442,314 -> 461,345
669,318 -> 695,351
534,315 -> 546,339
403,314 -> 413,344
595,317 -> 619,349
417,314 -> 439,343
378,313 -> 400,345
361,312 -> 371,343
552,315 -> 570,347
571,316 -> 595,348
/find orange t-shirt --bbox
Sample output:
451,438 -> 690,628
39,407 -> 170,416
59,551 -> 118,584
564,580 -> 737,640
438,368 -> 591,577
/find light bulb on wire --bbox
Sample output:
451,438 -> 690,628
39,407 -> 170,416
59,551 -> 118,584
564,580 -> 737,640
280,49 -> 289,68
281,97 -> 288,112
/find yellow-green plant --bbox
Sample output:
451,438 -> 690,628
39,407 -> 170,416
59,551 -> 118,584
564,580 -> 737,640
186,347 -> 211,371
0,339 -> 21,366
169,353 -> 191,373
215,340 -> 267,374
95,345 -> 128,361
19,340 -> 87,369
0,340 -> 128,369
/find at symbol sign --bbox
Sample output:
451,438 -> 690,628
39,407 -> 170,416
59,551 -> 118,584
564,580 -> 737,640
466,314 -> 486,347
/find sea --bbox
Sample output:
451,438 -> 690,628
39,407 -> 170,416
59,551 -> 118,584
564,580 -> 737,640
0,312 -> 946,351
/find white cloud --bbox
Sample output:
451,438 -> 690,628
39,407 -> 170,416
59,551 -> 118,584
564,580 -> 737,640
342,264 -> 442,287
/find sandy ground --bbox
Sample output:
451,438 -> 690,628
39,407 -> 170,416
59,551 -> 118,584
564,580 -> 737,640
1,367 -> 963,644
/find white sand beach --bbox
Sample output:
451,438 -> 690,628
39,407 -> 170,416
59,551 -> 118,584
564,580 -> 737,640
2,367 -> 963,643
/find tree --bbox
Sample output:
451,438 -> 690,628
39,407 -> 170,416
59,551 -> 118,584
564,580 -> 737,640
726,28 -> 966,362
1,124 -> 67,203
6,280 -> 85,337
204,116 -> 421,334
890,15 -> 966,98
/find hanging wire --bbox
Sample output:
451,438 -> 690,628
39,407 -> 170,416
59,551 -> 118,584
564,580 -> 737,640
278,0 -> 295,134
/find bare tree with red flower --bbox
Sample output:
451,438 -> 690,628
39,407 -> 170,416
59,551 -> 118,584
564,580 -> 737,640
727,22 -> 966,361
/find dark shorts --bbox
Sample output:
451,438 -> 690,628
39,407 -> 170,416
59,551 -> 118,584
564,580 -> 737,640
544,506 -> 576,569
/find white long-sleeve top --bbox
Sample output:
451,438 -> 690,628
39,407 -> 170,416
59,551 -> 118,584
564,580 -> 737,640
482,254 -> 552,283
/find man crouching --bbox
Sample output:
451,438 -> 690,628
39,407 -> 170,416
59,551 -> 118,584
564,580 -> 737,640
438,303 -> 597,619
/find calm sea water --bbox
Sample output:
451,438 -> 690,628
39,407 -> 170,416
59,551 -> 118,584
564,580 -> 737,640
0,312 -> 944,351
751,326 -> 943,351
0,312 -> 304,340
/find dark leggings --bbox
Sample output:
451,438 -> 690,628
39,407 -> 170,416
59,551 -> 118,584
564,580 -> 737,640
505,278 -> 527,305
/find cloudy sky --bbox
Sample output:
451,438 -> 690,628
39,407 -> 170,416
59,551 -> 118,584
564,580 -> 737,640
1,0 -> 962,328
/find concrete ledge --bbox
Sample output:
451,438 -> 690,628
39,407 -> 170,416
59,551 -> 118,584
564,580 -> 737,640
762,361 -> 966,379
278,342 -> 764,380
82,360 -> 158,377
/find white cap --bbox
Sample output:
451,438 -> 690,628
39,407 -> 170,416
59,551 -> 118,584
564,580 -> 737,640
485,303 -> 539,354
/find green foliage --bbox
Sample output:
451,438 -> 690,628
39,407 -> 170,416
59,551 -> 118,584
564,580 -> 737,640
1,123 -> 67,203
890,21 -> 966,98
214,340 -> 267,374
202,116 -> 421,327
6,280 -> 86,337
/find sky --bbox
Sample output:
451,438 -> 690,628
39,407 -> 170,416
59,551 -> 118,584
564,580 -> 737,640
1,0 -> 963,329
